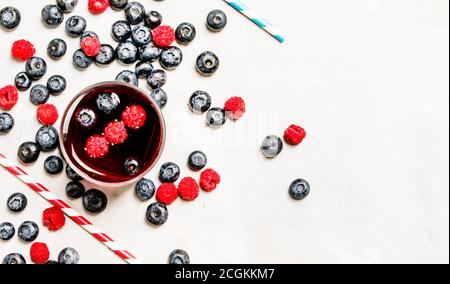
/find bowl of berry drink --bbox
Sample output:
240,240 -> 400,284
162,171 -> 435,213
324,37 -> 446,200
59,81 -> 166,187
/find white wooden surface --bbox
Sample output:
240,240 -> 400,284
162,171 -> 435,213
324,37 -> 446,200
0,0 -> 448,264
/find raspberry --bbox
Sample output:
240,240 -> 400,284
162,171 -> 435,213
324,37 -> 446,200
178,177 -> 200,201
284,124 -> 306,145
11,40 -> 36,61
85,135 -> 109,158
36,104 -> 59,125
104,121 -> 128,145
156,183 -> 178,205
0,85 -> 19,110
30,242 -> 50,264
200,169 -> 221,192
81,36 -> 101,57
224,97 -> 246,120
121,105 -> 147,130
152,25 -> 175,48
88,0 -> 110,14
43,206 -> 66,231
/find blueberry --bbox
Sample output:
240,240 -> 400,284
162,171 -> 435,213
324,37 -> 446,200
0,112 -> 14,134
110,0 -> 128,10
0,7 -> 21,30
159,46 -> 183,70
80,31 -> 98,43
0,222 -> 15,240
189,91 -> 211,114
18,221 -> 39,242
144,10 -> 162,29
42,5 -> 64,27
65,15 -> 86,37
135,178 -> 156,201
76,108 -> 97,129
66,181 -> 85,199
139,43 -> 161,62
176,23 -> 196,45
150,88 -> 168,109
26,57 -> 47,80
83,189 -> 108,214
131,25 -> 152,46
57,0 -> 78,13
135,61 -> 153,78
35,126 -> 59,152
124,158 -> 140,176
116,70 -> 138,86
111,20 -> 132,42
17,142 -> 40,164
47,38 -> 67,60
206,108 -> 226,128
2,253 -> 26,264
124,2 -> 145,25
116,41 -> 139,64
196,51 -> 219,76
66,165 -> 83,181
14,72 -> 32,91
7,193 -> 27,213
159,162 -> 181,183
47,75 -> 67,95
30,85 -> 50,105
261,135 -> 283,158
95,44 -> 116,65
96,93 -> 121,115
146,202 -> 168,226
169,249 -> 190,264
58,248 -> 80,264
188,151 -> 208,171
289,179 -> 311,200
73,49 -> 93,69
207,10 -> 227,32
147,69 -> 167,89
44,155 -> 64,175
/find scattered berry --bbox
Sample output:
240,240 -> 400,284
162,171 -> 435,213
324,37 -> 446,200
176,23 -> 196,45
80,30 -> 99,42
95,44 -> 116,65
146,202 -> 168,226
7,193 -> 28,212
178,177 -> 199,201
44,155 -> 64,175
0,112 -> 14,134
0,6 -> 21,30
200,169 -> 221,192
110,0 -> 128,10
112,20 -> 132,42
206,108 -> 226,128
289,179 -> 311,200
47,75 -> 67,95
73,49 -> 93,69
188,151 -> 208,171
131,25 -> 152,46
37,104 -> 59,125
135,61 -> 154,78
58,248 -> 80,264
147,69 -> 167,89
11,40 -> 35,61
81,35 -> 101,57
26,57 -> 47,80
144,10 -> 162,29
104,121 -> 128,145
124,158 -> 139,175
88,0 -> 110,14
66,164 -> 83,181
159,162 -> 181,183
159,46 -> 183,70
116,70 -> 138,86
261,135 -> 283,158
85,135 -> 109,158
196,51 -> 219,76
284,124 -> 307,145
96,92 -> 120,115
2,253 -> 26,264
30,242 -> 50,264
43,206 -> 66,231
30,85 -> 50,106
83,189 -> 108,213
156,183 -> 178,205
0,222 -> 15,241
0,85 -> 18,110
121,105 -> 147,129
14,72 -> 32,91
65,15 -> 86,37
66,181 -> 86,199
41,4 -> 64,27
17,142 -> 40,164
189,91 -> 212,114
139,42 -> 161,62
76,108 -> 97,129
169,249 -> 190,264
18,221 -> 39,242
124,2 -> 145,25
116,41 -> 139,64
150,88 -> 168,109
224,97 -> 246,120
57,0 -> 78,13
206,10 -> 227,32
135,178 -> 156,201
152,25 -> 175,48
47,38 -> 67,59
35,126 -> 59,152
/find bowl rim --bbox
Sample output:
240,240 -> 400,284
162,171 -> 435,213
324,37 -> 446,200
59,81 -> 166,188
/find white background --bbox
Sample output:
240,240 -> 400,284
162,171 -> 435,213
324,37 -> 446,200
0,0 -> 448,264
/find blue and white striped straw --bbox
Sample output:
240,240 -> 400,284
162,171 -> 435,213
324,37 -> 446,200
223,0 -> 285,43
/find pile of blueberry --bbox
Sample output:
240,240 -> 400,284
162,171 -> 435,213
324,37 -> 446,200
1,192 -> 80,264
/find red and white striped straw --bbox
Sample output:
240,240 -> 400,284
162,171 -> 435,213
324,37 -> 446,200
0,152 -> 140,264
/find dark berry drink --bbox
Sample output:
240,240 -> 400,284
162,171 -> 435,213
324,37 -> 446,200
60,82 -> 165,187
